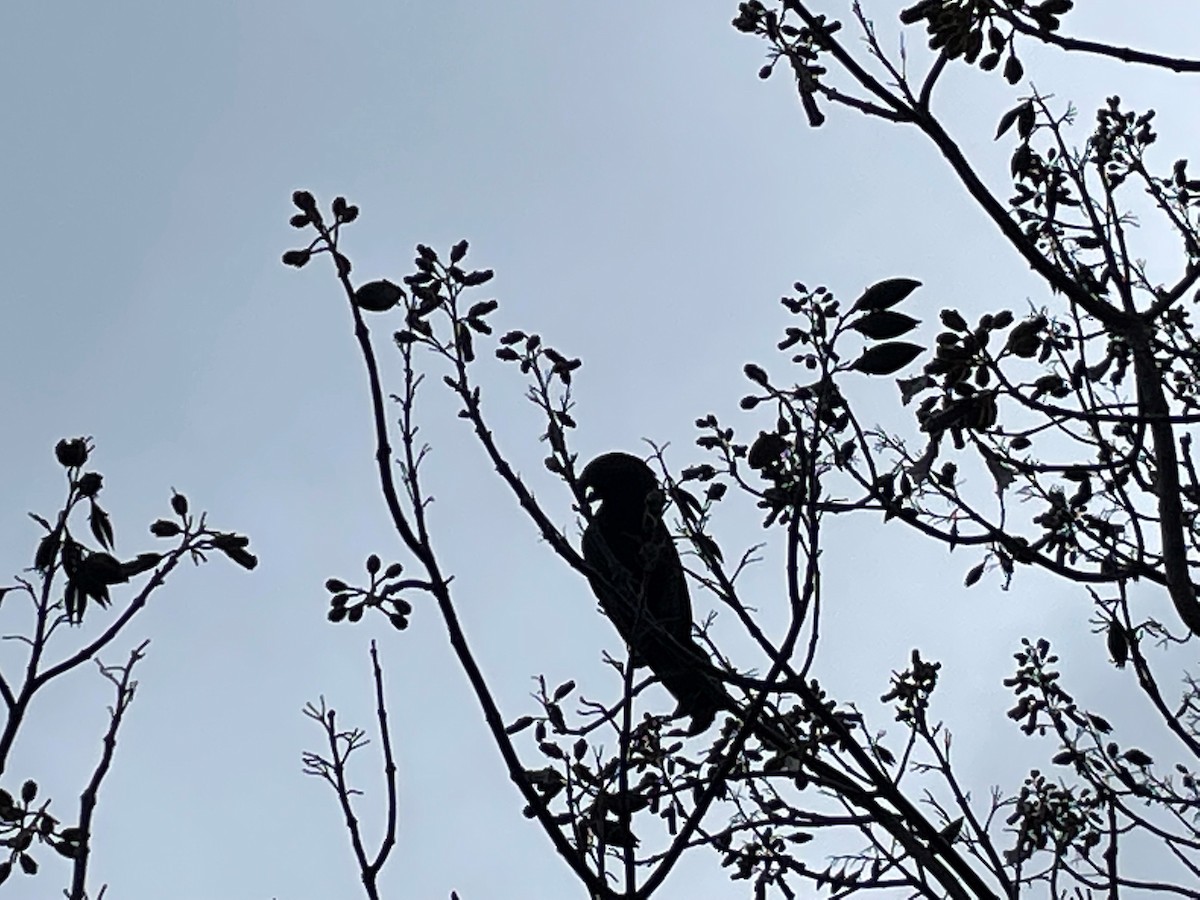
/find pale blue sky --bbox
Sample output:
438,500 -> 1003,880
1,3 -> 1197,898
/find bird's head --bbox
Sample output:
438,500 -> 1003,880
579,452 -> 661,514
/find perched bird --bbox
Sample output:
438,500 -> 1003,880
578,452 -> 726,734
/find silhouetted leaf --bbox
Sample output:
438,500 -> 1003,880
221,546 -> 258,571
34,532 -> 60,570
694,533 -> 724,564
65,581 -> 80,623
1004,54 -> 1024,84
211,533 -> 258,570
460,269 -> 494,287
121,553 -> 162,578
852,342 -> 924,375
354,279 -> 404,313
748,432 -> 788,470
964,561 -> 985,587
55,438 -> 89,468
898,374 -> 936,404
940,309 -> 968,331
150,519 -> 181,538
76,472 -> 103,497
938,817 -> 964,844
82,552 -> 128,587
1107,622 -> 1129,668
291,190 -> 317,216
743,363 -> 769,385
671,486 -> 704,516
995,103 -> 1022,140
850,310 -> 920,340
850,278 -> 921,312
981,448 -> 1016,495
89,504 -> 114,551
1123,748 -> 1153,767
552,680 -> 576,701
1005,321 -> 1043,357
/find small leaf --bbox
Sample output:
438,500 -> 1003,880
89,505 -> 114,551
552,680 -> 576,702
1123,747 -> 1153,767
467,299 -> 499,319
55,438 -> 89,468
354,279 -> 404,313
850,310 -> 920,340
897,374 -> 935,405
1003,54 -> 1024,85
291,190 -> 317,215
938,817 -> 964,844
83,552 -> 129,586
460,269 -> 494,287
850,278 -> 922,312
743,363 -> 769,385
852,342 -> 924,376
1107,622 -> 1129,668
150,519 -> 181,538
964,561 -> 985,587
121,553 -> 162,578
221,546 -> 258,570
1016,102 -> 1036,139
506,716 -> 536,735
981,448 -> 1016,495
939,309 -> 968,331
694,533 -> 724,564
34,532 -> 61,570
995,103 -> 1022,140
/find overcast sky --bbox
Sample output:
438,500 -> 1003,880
1,3 -> 1198,898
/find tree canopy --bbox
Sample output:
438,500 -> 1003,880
282,3 -> 1200,896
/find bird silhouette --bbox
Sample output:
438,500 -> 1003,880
579,452 -> 725,734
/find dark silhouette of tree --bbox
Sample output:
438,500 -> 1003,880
0,438 -> 253,897
288,3 -> 1200,897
